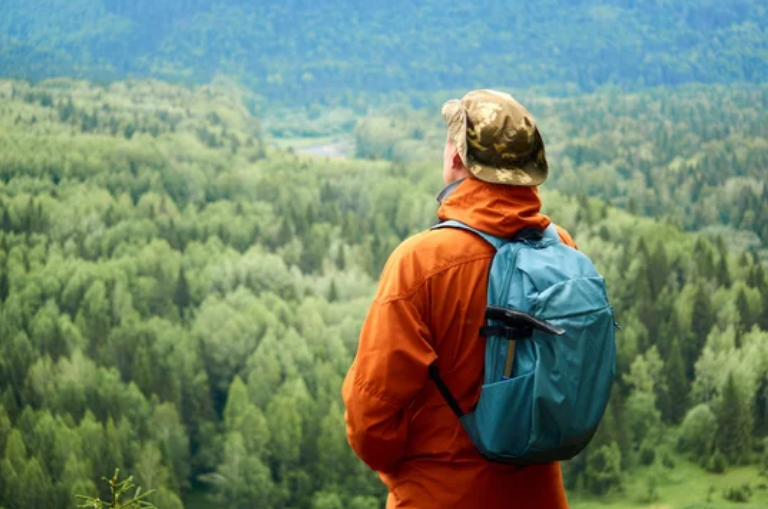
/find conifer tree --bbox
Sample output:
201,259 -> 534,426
1,207 -> 10,232
328,280 -> 339,302
736,288 -> 753,332
748,256 -> 767,291
173,268 -> 190,312
335,246 -> 346,271
753,376 -> 768,437
694,239 -> 715,280
663,338 -> 688,424
716,373 -> 753,465
18,458 -> 55,509
277,219 -> 293,246
715,237 -> 731,288
687,282 -> 715,378
584,443 -> 623,495
77,469 -> 157,509
756,275 -> 768,331
648,244 -> 669,296
0,259 -> 8,303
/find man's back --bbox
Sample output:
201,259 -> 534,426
342,177 -> 574,508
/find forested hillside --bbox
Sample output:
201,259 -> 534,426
1,79 -> 768,509
355,85 -> 768,253
2,0 -> 768,102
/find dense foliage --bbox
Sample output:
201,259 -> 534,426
2,0 -> 768,102
1,79 -> 768,509
0,78 -> 431,509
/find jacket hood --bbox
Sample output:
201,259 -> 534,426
436,177 -> 551,238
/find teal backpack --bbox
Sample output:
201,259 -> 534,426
430,220 -> 617,465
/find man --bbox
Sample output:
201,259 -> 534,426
342,89 -> 576,508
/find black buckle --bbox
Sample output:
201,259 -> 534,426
485,306 -> 565,336
479,307 -> 565,340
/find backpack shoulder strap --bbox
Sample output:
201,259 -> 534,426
431,220 -> 508,251
542,223 -> 561,242
433,220 -> 562,248
428,219 -> 508,418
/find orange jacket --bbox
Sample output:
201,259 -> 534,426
342,177 -> 576,509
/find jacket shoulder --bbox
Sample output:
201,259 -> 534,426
375,228 -> 495,302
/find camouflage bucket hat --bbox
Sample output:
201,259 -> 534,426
441,89 -> 548,187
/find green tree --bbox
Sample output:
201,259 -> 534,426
173,267 -> 190,313
348,496 -> 382,509
328,279 -> 339,302
75,281 -> 111,351
223,377 -> 270,457
736,288 -> 753,332
335,246 -> 346,271
150,488 -> 183,509
2,206 -> 12,233
716,373 -> 753,465
584,443 -> 623,496
0,258 -> 8,302
312,491 -> 345,509
0,404 -> 10,456
266,380 -> 306,479
17,458 -> 55,509
210,432 -> 275,509
316,402 -> 352,490
149,403 -> 190,490
662,338 -> 689,424
246,333 -> 284,409
60,454 -> 98,507
1,429 -> 27,506
624,392 -> 662,452
715,241 -> 731,288
133,443 -> 171,499
687,282 -> 715,377
29,300 -> 67,360
677,404 -> 717,464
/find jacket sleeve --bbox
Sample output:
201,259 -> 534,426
341,293 -> 437,472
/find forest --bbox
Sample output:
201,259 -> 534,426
0,77 -> 767,509
2,0 -> 768,102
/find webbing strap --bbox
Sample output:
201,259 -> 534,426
431,220 -> 508,251
428,364 -> 464,418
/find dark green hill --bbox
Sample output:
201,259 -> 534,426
2,0 -> 768,102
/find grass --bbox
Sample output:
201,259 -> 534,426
569,456 -> 768,509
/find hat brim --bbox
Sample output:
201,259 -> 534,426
442,99 -> 470,167
466,132 -> 548,187
442,99 -> 548,187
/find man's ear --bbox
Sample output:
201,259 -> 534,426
452,152 -> 464,170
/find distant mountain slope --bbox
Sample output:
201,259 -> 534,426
1,0 -> 768,102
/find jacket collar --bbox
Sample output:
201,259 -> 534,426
437,178 -> 467,204
435,177 -> 551,238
